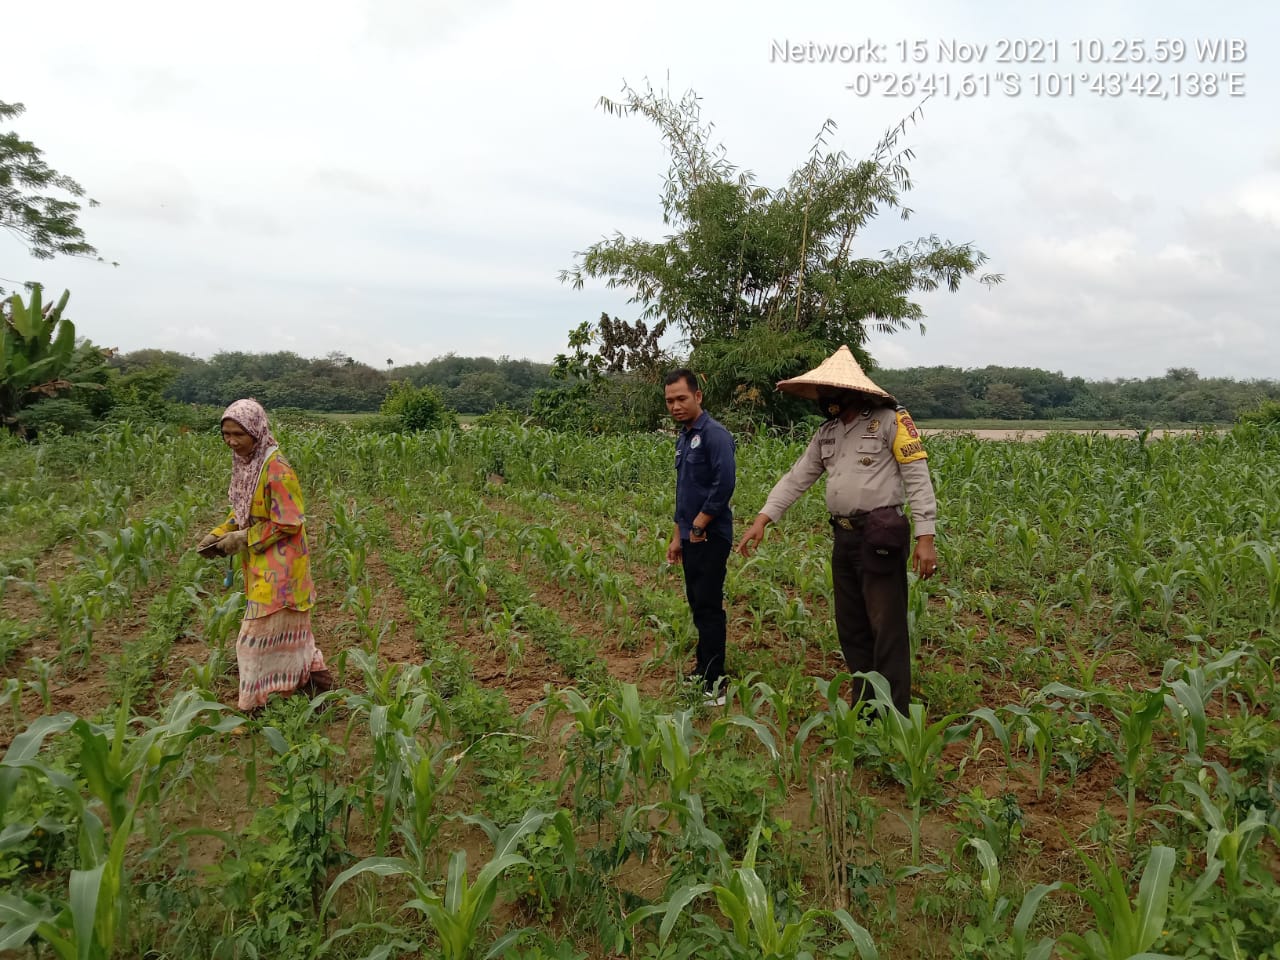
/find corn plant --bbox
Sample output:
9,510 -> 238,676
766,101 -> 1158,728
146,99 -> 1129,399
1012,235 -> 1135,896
550,686 -> 628,835
608,682 -> 661,802
427,512 -> 491,620
627,820 -> 880,959
856,671 -> 1009,865
319,809 -> 564,960
655,711 -> 701,809
396,740 -> 461,876
0,691 -> 239,958
345,665 -> 453,857
1058,845 -> 1177,960
484,602 -> 527,672
1109,689 -> 1167,847
1183,537 -> 1239,631
2,677 -> 20,731
794,674 -> 872,774
730,673 -> 809,783
650,707 -> 778,829
1001,704 -> 1056,798
1042,681 -> 1166,846
1252,539 -> 1280,630
1156,766 -> 1272,902
961,838 -> 1062,960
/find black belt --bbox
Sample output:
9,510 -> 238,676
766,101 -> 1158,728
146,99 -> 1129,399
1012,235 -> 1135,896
829,512 -> 867,530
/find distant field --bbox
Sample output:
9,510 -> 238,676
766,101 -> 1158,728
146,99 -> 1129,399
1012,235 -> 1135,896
305,414 -> 1217,433
916,418 -> 1208,431
308,411 -> 482,425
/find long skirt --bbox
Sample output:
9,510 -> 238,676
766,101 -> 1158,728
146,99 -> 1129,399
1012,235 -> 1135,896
235,607 -> 327,710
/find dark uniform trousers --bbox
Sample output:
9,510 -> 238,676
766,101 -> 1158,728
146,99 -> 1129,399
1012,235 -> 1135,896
682,535 -> 731,691
830,521 -> 911,715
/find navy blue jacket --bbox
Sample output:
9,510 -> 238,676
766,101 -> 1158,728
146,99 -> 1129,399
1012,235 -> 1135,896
674,412 -> 736,542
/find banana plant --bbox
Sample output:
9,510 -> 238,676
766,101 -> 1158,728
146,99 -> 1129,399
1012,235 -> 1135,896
2,286 -> 106,433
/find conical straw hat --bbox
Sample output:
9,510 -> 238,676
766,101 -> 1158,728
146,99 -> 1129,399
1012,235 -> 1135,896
776,345 -> 895,403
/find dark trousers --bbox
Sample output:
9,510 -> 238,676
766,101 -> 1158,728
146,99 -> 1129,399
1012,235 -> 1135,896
682,535 -> 730,691
831,523 -> 912,715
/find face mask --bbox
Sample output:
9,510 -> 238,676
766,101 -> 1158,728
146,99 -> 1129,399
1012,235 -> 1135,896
816,394 -> 845,419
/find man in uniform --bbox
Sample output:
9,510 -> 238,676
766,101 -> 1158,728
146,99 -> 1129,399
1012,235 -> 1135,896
665,368 -> 736,706
736,346 -> 937,715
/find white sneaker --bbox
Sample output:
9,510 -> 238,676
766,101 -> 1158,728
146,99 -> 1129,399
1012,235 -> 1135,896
703,691 -> 726,707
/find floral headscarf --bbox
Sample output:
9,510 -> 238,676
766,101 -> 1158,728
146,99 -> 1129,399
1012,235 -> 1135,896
221,398 -> 279,528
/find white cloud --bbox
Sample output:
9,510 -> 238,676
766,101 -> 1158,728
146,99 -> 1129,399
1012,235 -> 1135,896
1233,173 -> 1280,226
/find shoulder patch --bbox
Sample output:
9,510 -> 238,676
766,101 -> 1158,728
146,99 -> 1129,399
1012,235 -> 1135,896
893,409 -> 927,464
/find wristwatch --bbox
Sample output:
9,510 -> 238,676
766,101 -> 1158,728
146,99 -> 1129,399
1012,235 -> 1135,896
691,524 -> 705,538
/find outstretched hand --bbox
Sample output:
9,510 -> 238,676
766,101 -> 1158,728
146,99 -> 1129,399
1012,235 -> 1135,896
736,516 -> 769,558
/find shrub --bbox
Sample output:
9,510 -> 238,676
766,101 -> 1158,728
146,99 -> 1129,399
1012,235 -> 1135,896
1237,398 -> 1280,428
14,398 -> 95,437
348,413 -> 404,435
531,376 -> 663,434
379,380 -> 456,431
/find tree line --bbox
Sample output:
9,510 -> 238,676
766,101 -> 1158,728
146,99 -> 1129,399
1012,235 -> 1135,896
874,365 -> 1280,425
107,349 -> 561,414
108,348 -> 1280,426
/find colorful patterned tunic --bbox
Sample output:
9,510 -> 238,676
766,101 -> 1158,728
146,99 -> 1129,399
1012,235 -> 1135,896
211,450 -> 315,618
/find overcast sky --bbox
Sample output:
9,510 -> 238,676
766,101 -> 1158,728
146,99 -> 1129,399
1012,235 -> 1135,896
4,0 -> 1277,379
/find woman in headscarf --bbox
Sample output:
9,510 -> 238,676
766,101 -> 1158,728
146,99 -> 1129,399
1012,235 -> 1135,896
197,399 -> 332,711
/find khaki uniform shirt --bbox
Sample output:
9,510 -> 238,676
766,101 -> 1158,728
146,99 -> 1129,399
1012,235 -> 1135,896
760,405 -> 937,537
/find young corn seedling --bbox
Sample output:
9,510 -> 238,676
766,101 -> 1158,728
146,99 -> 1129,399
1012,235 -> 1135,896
1107,688 -> 1167,849
857,671 -> 1008,865
1059,845 -> 1176,960
627,819 -> 881,960
1155,765 -> 1271,903
962,838 -> 1062,960
1001,704 -> 1056,798
24,657 -> 54,713
319,808 -> 562,960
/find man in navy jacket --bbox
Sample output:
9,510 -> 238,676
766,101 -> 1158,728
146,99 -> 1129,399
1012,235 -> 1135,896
664,369 -> 736,706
